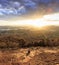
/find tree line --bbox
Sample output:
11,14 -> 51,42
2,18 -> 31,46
0,37 -> 59,48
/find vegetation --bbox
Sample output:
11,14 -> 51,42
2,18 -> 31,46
0,26 -> 59,48
0,36 -> 59,48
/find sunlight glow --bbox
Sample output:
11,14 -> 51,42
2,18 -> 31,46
43,13 -> 59,21
0,13 -> 59,28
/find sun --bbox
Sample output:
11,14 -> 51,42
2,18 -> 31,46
0,13 -> 59,27
10,13 -> 59,27
10,18 -> 48,28
27,18 -> 48,27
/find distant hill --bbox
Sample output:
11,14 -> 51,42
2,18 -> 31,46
0,25 -> 59,48
0,25 -> 59,38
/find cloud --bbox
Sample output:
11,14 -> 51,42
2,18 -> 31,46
23,0 -> 37,9
0,0 -> 59,16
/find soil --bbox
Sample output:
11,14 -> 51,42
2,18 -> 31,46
0,47 -> 59,65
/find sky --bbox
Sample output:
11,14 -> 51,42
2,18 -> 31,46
0,0 -> 59,16
0,0 -> 59,27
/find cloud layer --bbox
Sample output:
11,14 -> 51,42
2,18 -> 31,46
0,0 -> 59,16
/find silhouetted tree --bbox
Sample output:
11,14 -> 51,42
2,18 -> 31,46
19,39 -> 26,48
38,39 -> 45,46
45,38 -> 50,46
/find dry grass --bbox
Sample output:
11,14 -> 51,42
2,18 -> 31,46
0,47 -> 59,65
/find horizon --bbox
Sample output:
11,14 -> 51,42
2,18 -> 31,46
0,0 -> 59,28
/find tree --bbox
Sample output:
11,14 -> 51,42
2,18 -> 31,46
19,39 -> 26,48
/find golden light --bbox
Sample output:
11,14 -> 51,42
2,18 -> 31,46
12,19 -> 49,27
0,13 -> 59,28
43,13 -> 59,21
0,18 -> 48,27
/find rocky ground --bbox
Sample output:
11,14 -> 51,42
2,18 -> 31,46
0,47 -> 59,65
